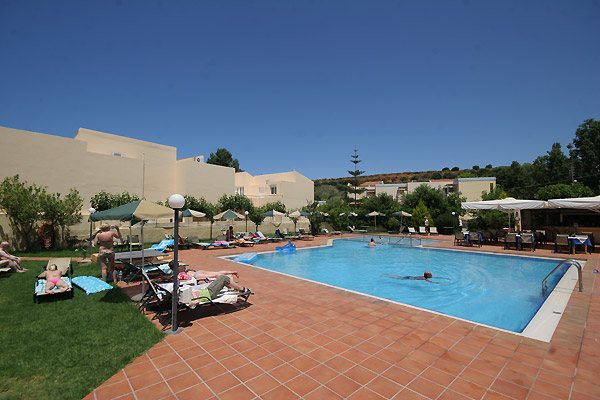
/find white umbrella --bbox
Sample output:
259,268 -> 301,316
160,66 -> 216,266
366,211 -> 385,230
462,198 -> 548,231
547,195 -> 600,213
392,211 -> 412,229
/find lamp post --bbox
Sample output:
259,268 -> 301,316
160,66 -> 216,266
88,208 -> 96,258
168,194 -> 185,335
245,210 -> 249,233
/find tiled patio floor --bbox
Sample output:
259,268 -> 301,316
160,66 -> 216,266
86,235 -> 599,400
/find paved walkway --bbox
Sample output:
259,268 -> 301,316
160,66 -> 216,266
85,235 -> 599,400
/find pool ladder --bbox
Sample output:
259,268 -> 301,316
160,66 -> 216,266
542,259 -> 583,294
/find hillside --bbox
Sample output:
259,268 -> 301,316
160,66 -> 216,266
314,169 -> 468,184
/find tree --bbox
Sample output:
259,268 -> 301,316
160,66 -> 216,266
431,172 -> 442,179
451,167 -> 460,171
0,175 -> 45,250
411,200 -> 433,228
90,190 -> 140,211
39,189 -> 83,249
320,197 -> 351,231
0,175 -> 83,250
315,184 -> 345,202
347,149 -> 366,208
302,202 -> 324,235
569,118 -> 600,190
206,148 -> 242,172
534,182 -> 595,200
217,194 -> 254,214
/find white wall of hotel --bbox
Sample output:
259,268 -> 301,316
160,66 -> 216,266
370,178 -> 496,202
0,126 -> 313,242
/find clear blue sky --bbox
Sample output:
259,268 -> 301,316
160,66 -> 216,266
1,1 -> 598,180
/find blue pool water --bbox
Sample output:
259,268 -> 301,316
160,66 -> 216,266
233,239 -> 570,332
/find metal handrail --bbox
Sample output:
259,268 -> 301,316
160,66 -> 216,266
542,259 -> 583,293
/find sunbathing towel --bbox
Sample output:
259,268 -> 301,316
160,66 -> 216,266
72,276 -> 112,295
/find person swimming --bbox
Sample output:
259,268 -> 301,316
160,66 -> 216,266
383,271 -> 450,284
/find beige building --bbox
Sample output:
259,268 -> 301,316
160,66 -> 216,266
0,126 -> 313,241
373,177 -> 496,202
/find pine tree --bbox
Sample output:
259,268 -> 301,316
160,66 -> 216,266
347,149 -> 366,208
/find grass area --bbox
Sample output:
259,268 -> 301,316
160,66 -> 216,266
0,260 -> 165,400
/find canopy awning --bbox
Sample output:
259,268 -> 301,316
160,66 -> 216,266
461,197 -> 547,212
547,195 -> 600,211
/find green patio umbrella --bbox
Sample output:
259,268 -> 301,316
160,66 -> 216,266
89,200 -> 175,294
214,209 -> 244,220
262,210 -> 285,217
392,211 -> 412,231
181,209 -> 205,237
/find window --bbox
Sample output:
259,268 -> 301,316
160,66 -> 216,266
270,185 -> 277,195
236,186 -> 244,196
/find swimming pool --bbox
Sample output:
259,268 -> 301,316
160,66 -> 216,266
230,239 -> 576,336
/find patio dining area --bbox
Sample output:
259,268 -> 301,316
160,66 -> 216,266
86,234 -> 600,400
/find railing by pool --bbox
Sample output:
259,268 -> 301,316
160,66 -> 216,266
343,234 -> 422,247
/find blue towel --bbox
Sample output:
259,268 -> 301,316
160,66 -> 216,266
72,276 -> 112,295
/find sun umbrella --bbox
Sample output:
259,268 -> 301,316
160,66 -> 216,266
181,209 -> 205,237
547,195 -> 600,212
262,210 -> 285,217
392,211 -> 412,229
288,210 -> 310,218
366,211 -> 385,230
214,209 -> 244,220
89,200 -> 175,295
181,209 -> 206,218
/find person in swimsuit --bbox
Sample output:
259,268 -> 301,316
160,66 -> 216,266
171,261 -> 241,285
189,275 -> 250,307
383,271 -> 450,284
38,263 -> 69,293
0,241 -> 28,273
94,224 -> 121,282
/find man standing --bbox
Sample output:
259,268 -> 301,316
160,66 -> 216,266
424,217 -> 430,235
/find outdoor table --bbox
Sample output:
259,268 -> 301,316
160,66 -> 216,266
114,249 -> 165,262
568,236 -> 593,254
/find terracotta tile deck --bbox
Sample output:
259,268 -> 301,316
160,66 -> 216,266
85,235 -> 600,399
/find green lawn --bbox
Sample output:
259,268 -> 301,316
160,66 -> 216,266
0,260 -> 165,400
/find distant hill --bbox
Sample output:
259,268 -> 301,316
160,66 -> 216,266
314,169 -> 469,184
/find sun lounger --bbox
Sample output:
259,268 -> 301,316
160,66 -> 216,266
419,226 -> 427,235
234,238 -> 255,247
120,260 -> 174,283
348,226 -> 367,234
429,227 -> 438,235
140,270 -> 252,330
408,227 -> 417,235
148,239 -> 174,252
34,258 -> 74,303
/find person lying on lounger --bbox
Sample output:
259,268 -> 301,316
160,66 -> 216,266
188,274 -> 251,307
170,260 -> 240,283
383,271 -> 450,284
38,264 -> 69,293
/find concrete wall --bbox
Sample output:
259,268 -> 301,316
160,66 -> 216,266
456,178 -> 496,201
177,158 -> 236,203
0,125 -> 314,242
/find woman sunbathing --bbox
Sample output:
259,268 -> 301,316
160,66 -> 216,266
38,264 -> 69,293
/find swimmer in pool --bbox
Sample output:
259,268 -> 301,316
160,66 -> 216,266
368,238 -> 385,247
383,271 -> 450,284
